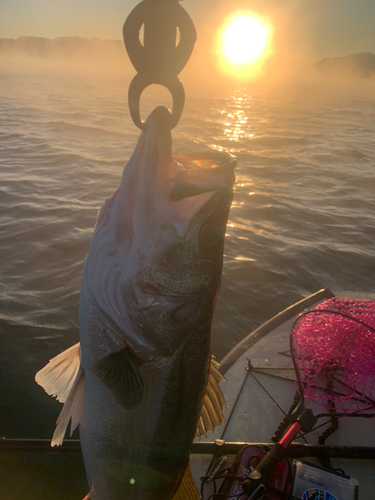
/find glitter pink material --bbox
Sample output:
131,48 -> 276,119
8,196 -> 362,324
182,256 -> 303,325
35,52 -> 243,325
291,297 -> 375,413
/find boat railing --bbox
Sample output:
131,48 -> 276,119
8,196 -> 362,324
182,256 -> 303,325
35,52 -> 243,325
1,438 -> 375,460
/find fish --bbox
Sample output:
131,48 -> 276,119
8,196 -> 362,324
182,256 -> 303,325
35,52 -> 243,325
36,106 -> 236,500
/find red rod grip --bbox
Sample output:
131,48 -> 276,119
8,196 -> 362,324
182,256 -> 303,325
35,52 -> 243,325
279,422 -> 302,448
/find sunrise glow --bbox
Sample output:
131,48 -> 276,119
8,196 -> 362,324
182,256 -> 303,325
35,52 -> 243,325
218,14 -> 271,79
223,16 -> 269,64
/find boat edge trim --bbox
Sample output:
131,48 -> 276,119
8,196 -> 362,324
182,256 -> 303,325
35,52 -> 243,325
219,288 -> 334,375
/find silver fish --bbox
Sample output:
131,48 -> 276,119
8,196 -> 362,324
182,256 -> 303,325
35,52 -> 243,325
36,106 -> 236,500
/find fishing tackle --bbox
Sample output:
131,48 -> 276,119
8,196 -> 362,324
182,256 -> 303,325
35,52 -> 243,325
123,0 -> 196,130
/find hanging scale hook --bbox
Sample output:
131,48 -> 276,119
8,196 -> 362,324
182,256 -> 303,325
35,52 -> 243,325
123,0 -> 196,130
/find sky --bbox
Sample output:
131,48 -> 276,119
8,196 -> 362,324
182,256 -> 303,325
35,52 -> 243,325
1,0 -> 375,60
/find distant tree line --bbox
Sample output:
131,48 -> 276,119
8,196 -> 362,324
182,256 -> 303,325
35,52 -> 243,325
0,37 -> 125,60
316,52 -> 375,78
1,37 -> 374,79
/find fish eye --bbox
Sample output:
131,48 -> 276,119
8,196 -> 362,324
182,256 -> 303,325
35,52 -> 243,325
198,223 -> 224,256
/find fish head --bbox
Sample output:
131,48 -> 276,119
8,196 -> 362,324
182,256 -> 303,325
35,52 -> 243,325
87,106 -> 236,356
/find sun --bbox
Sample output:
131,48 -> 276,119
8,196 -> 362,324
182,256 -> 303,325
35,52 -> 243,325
222,15 -> 269,65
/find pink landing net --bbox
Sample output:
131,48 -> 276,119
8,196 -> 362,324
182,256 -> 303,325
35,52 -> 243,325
290,297 -> 375,414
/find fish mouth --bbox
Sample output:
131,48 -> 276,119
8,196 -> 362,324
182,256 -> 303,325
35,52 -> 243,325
170,151 -> 237,202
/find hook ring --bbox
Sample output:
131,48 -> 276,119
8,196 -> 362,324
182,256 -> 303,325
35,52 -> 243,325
128,74 -> 185,131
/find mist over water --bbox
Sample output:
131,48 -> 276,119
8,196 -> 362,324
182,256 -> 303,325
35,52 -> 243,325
0,59 -> 375,448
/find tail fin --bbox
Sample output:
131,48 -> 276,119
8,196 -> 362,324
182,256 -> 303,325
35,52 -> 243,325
172,464 -> 200,500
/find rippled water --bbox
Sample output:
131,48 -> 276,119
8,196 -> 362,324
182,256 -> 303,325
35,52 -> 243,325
0,67 -> 375,444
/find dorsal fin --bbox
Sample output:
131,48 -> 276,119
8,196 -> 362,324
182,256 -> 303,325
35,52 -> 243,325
171,464 -> 200,500
195,356 -> 226,438
35,342 -> 81,403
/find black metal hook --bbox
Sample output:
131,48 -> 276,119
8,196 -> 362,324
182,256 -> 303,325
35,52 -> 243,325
127,73 -> 185,130
123,0 -> 196,130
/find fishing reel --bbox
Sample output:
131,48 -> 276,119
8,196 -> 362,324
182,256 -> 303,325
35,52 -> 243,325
123,0 -> 196,130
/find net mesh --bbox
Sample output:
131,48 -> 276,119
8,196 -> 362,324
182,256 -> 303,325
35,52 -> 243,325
290,297 -> 375,414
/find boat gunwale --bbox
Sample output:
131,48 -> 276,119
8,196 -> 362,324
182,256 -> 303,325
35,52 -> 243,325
218,288 -> 335,375
1,438 -> 375,461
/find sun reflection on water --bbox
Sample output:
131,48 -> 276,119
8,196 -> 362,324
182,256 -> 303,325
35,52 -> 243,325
210,89 -> 257,153
222,92 -> 254,142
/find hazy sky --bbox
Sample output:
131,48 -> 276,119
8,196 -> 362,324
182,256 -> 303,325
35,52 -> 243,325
1,0 -> 375,59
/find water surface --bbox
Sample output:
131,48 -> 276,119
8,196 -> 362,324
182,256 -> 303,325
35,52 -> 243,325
0,68 -> 374,446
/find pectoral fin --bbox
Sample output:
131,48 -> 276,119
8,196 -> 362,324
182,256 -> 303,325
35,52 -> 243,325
93,346 -> 144,408
171,464 -> 200,500
196,357 -> 227,438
